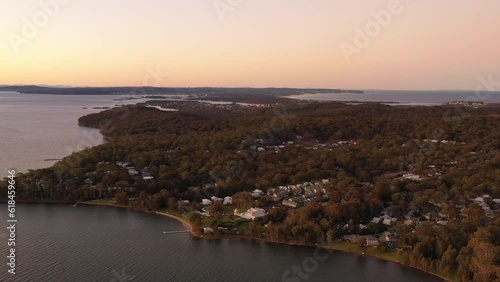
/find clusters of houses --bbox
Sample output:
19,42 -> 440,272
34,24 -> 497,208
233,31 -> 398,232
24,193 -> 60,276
472,194 -> 499,216
371,214 -> 398,227
196,194 -> 267,221
116,162 -> 154,181
421,139 -> 462,145
242,139 -> 295,154
239,138 -> 360,155
443,101 -> 485,108
199,195 -> 233,206
343,231 -> 399,248
266,179 -> 330,208
305,140 -> 357,151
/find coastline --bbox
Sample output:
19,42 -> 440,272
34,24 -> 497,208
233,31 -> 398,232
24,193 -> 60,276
80,200 -> 453,282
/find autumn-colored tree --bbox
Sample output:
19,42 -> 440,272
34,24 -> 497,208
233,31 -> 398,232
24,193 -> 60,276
232,192 -> 254,209
357,237 -> 367,253
115,191 -> 128,205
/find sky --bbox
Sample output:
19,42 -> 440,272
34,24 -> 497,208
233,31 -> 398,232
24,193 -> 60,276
1,0 -> 499,90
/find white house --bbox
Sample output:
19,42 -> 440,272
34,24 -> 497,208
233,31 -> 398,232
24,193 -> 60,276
403,173 -> 423,181
211,196 -> 223,202
128,168 -> 139,176
251,189 -> 264,198
365,236 -> 379,247
235,208 -> 266,220
203,227 -> 214,234
282,200 -> 299,208
201,199 -> 212,206
472,197 -> 485,204
223,196 -> 233,205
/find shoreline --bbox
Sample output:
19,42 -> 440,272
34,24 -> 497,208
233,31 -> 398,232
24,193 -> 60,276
80,200 -> 452,282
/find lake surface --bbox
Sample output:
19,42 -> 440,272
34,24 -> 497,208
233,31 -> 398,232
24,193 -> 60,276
0,92 -> 150,178
287,90 -> 500,105
0,204 -> 444,282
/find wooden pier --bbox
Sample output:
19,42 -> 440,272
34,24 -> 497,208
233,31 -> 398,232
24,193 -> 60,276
162,230 -> 190,234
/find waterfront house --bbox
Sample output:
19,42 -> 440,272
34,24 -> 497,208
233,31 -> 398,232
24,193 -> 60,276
381,234 -> 398,248
365,236 -> 379,247
234,208 -> 266,220
203,227 -> 214,234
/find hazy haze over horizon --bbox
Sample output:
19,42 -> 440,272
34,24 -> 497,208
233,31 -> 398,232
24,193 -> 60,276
1,0 -> 499,90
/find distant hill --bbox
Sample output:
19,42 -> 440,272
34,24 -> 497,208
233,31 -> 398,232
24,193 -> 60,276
0,85 -> 363,96
0,85 -> 363,103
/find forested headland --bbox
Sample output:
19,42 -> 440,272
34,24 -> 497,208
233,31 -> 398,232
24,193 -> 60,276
1,101 -> 499,281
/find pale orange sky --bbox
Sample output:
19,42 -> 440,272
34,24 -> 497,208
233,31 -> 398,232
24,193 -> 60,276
1,0 -> 499,89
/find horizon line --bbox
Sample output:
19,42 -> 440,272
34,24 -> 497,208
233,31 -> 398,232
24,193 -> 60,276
1,84 -> 498,92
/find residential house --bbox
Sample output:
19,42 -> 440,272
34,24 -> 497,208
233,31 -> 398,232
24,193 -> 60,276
381,233 -> 398,248
234,208 -> 266,220
127,168 -> 139,176
365,236 -> 379,247
251,189 -> 264,198
403,173 -> 423,181
211,196 -> 223,202
223,196 -> 233,205
282,200 -> 299,208
201,199 -> 212,206
203,227 -> 214,234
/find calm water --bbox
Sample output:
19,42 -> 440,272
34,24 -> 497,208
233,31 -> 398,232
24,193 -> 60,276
0,92 -> 149,178
288,90 -> 500,105
0,204 -> 444,282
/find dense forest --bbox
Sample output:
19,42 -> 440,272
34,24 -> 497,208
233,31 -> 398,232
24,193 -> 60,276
1,102 -> 499,281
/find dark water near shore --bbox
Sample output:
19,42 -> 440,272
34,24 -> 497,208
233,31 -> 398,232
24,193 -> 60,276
0,204 -> 444,282
0,92 -> 151,177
